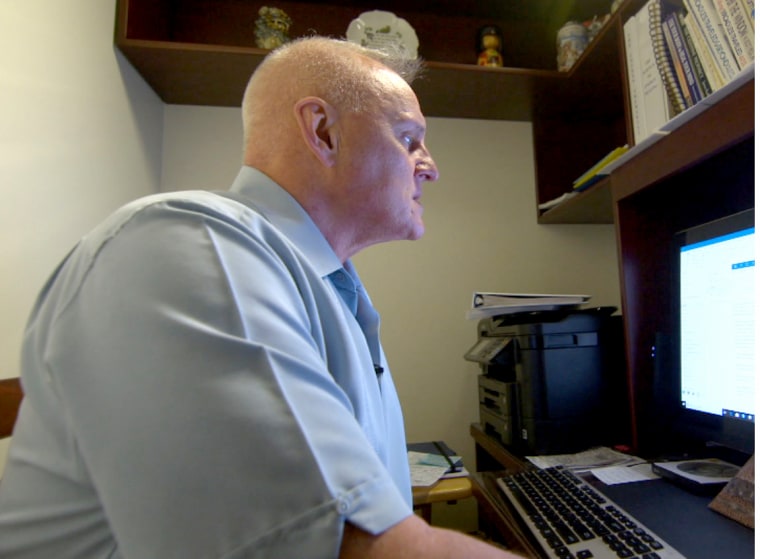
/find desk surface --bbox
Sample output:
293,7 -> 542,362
601,478 -> 754,559
470,425 -> 755,559
473,471 -> 755,559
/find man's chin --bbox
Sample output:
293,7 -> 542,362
407,222 -> 425,241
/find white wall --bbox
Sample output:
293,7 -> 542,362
0,0 -> 164,469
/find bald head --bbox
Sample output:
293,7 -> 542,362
238,36 -> 437,261
241,37 -> 422,166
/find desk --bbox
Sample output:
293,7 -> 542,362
412,476 -> 472,523
470,423 -> 756,559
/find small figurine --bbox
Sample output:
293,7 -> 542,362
254,6 -> 292,50
477,25 -> 504,67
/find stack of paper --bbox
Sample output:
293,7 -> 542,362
526,446 -> 642,472
526,446 -> 658,486
407,441 -> 467,487
467,292 -> 590,320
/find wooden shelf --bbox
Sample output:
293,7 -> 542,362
115,0 -> 625,122
538,179 -> 614,224
115,36 -> 555,121
612,78 -> 755,203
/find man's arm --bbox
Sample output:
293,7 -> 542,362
340,515 -> 525,559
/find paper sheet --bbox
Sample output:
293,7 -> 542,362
527,446 -> 642,472
410,464 -> 450,487
591,463 -> 659,485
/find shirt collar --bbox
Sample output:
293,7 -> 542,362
228,166 -> 344,278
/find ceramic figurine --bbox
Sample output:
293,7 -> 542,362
254,6 -> 292,50
556,21 -> 588,71
477,25 -> 504,67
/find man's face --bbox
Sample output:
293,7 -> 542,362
334,69 -> 439,247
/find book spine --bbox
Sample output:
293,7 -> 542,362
639,1 -> 675,135
682,11 -> 725,90
729,0 -> 755,49
678,12 -> 714,95
624,15 -> 646,143
665,11 -> 704,103
685,0 -> 740,82
713,0 -> 754,68
650,1 -> 689,114
662,18 -> 693,105
740,0 -> 754,30
724,0 -> 755,64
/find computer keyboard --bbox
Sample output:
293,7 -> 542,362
497,466 -> 686,559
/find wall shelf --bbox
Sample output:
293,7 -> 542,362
538,180 -> 614,224
114,0 -> 622,122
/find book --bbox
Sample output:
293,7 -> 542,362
624,0 -> 675,144
624,12 -> 647,142
573,145 -> 630,191
662,17 -> 693,105
663,9 -> 704,104
683,0 -> 741,83
679,11 -> 716,95
683,11 -> 727,89
740,0 -> 754,30
467,292 -> 590,319
649,0 -> 689,115
713,0 -> 755,70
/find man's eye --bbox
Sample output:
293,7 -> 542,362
402,135 -> 417,150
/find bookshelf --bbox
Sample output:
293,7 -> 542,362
114,0 -> 752,227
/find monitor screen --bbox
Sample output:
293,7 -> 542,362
674,209 -> 755,456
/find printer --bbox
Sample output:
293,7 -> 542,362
465,307 -> 629,455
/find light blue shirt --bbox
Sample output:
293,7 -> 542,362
0,166 -> 412,558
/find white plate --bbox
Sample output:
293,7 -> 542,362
346,10 -> 419,59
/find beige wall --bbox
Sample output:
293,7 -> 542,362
1,0 -> 622,531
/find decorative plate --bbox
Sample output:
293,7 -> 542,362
346,10 -> 419,59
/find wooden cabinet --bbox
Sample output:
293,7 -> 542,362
611,80 -> 754,455
114,0 -> 752,229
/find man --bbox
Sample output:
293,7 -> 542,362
0,37 -> 522,558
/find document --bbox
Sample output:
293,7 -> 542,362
591,463 -> 659,485
526,446 -> 642,472
407,441 -> 468,486
408,451 -> 467,486
467,292 -> 590,320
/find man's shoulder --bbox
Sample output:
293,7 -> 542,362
92,190 -> 266,238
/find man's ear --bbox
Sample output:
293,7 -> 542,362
293,97 -> 339,167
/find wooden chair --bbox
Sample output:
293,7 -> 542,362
0,377 -> 23,439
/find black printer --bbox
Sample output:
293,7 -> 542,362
465,307 -> 629,455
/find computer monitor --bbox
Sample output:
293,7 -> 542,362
671,208 -> 755,458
